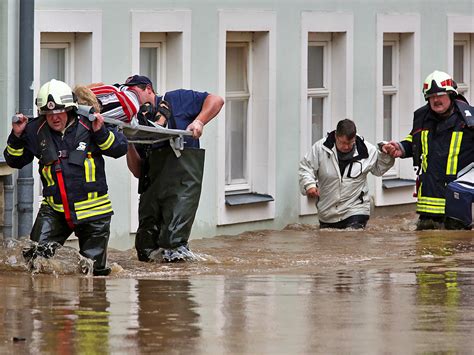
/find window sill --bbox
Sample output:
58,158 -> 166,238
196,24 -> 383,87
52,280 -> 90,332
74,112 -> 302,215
225,193 -> 274,206
382,178 -> 416,189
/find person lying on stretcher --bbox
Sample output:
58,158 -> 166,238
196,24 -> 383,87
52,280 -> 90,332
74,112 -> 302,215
74,77 -> 171,127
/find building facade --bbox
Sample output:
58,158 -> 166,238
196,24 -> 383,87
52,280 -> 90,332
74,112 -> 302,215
1,0 -> 473,249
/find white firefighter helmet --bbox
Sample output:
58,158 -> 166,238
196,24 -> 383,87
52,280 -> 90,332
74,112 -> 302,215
422,70 -> 458,99
36,79 -> 78,114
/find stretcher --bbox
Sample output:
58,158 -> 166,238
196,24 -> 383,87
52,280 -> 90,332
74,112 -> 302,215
77,105 -> 192,155
12,105 -> 192,154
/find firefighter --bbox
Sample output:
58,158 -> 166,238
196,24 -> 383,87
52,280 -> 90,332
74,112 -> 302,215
383,71 -> 474,230
4,79 -> 128,275
123,75 -> 224,262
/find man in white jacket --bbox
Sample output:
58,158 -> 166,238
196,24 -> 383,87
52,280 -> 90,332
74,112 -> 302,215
299,119 -> 394,229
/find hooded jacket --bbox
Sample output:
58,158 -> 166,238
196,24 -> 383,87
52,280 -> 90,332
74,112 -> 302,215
299,132 -> 394,223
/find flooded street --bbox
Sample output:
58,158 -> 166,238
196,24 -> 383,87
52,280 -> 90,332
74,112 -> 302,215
0,212 -> 473,354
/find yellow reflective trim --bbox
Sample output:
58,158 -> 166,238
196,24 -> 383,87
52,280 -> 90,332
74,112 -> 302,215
416,204 -> 445,214
84,156 -> 91,182
98,131 -> 115,150
75,310 -> 110,316
404,134 -> 413,143
446,132 -> 463,176
418,196 -> 445,206
416,186 -> 445,214
75,203 -> 113,220
7,145 -> 24,156
421,130 -> 428,172
90,156 -> 96,181
43,196 -> 64,212
74,194 -> 110,210
41,166 -> 55,186
417,183 -> 422,198
84,153 -> 96,183
88,192 -> 98,200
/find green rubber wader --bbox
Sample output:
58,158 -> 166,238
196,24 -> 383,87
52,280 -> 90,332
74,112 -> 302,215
135,147 -> 205,255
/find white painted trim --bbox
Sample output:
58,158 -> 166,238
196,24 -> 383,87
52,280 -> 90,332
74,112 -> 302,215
217,10 -> 276,225
375,14 -> 420,206
35,10 -> 103,88
448,15 -> 474,104
130,10 -> 191,88
299,12 -> 354,216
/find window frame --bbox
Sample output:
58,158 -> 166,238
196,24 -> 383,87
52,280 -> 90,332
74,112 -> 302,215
40,41 -> 71,85
453,34 -> 471,96
225,39 -> 252,192
140,32 -> 167,93
217,10 -> 276,225
382,35 -> 400,178
448,15 -> 474,104
307,38 -> 331,146
375,14 -> 420,207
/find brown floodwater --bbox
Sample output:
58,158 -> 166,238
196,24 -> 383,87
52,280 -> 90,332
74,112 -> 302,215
0,212 -> 473,354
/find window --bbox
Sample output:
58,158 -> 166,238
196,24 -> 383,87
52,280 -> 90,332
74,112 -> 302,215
40,42 -> 68,84
307,34 -> 331,145
448,16 -> 474,104
40,32 -> 78,86
39,32 -> 95,88
225,37 -> 251,191
382,34 -> 400,177
217,11 -> 276,225
223,31 -> 272,204
375,14 -> 420,206
140,32 -> 167,93
453,33 -> 472,100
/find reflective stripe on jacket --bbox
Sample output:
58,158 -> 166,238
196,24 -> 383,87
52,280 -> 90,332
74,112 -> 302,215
4,114 -> 128,224
400,100 -> 474,216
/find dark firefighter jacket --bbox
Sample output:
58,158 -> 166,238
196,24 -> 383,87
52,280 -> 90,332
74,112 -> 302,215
4,114 -> 128,224
400,99 -> 474,217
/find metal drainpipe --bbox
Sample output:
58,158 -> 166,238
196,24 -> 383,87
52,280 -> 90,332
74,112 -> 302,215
3,174 -> 14,240
17,0 -> 35,237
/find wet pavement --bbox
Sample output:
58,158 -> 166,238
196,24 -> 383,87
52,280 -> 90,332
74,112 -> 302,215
0,212 -> 473,354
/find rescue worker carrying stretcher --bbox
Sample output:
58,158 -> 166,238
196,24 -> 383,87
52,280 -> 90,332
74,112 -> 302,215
383,70 -> 474,230
3,79 -> 128,275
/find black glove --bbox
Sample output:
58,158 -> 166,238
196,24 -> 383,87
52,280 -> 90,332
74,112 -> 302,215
154,100 -> 172,127
138,103 -> 154,126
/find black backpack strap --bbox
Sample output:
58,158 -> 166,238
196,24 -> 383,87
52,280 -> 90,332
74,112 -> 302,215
36,117 -> 59,165
157,94 -> 176,128
68,116 -> 92,166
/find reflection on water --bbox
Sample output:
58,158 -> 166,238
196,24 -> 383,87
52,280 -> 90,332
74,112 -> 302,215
0,213 -> 473,353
